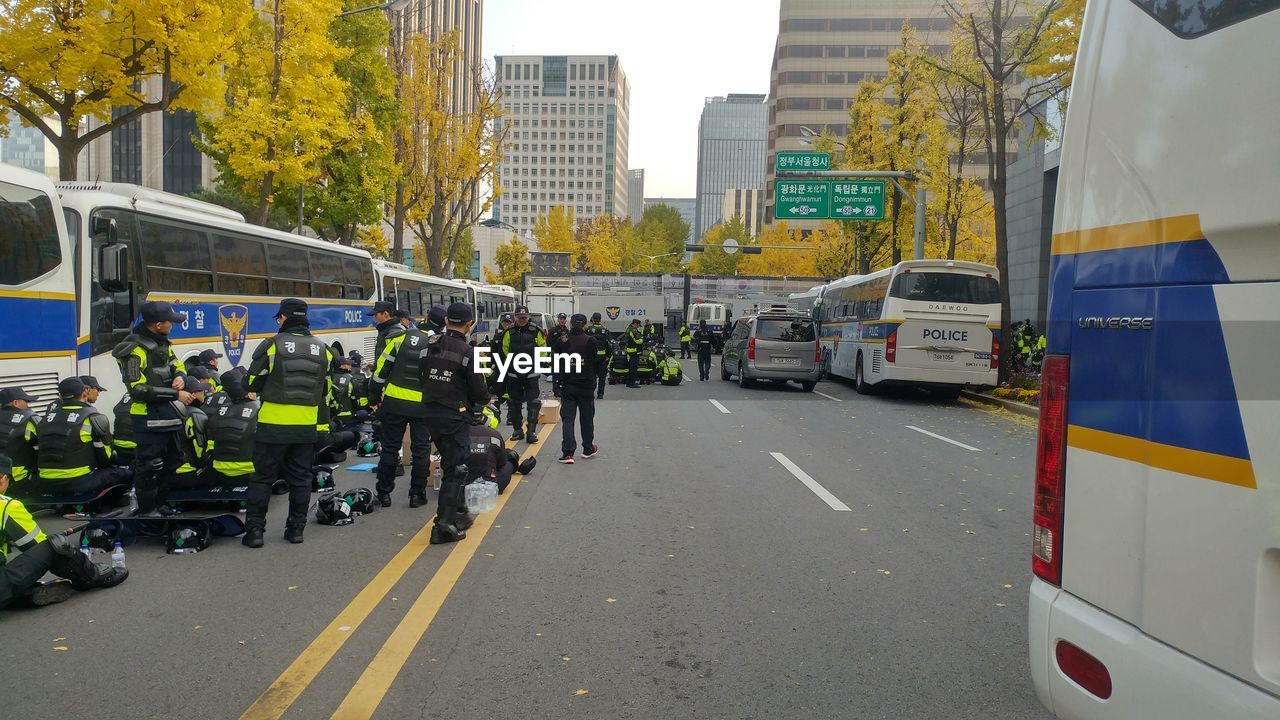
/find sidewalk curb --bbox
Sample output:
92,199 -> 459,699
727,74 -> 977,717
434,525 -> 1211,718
961,390 -> 1039,418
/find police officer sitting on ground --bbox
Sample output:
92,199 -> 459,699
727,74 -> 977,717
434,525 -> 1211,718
184,348 -> 222,377
172,376 -> 211,490
110,386 -> 136,467
499,305 -> 547,443
396,308 -> 414,330
553,313 -> 600,464
203,370 -> 260,489
548,312 -> 570,398
466,404 -> 535,494
1,388 -> 40,489
624,319 -> 644,388
242,299 -> 333,548
418,302 -> 490,544
693,319 -> 716,381
370,304 -> 437,509
112,300 -> 193,516
31,377 -> 131,499
0,453 -> 128,610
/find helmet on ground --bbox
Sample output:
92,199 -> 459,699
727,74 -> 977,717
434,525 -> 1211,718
342,487 -> 376,515
315,492 -> 354,526
312,466 -> 335,492
81,520 -> 135,550
166,522 -> 211,554
356,435 -> 380,457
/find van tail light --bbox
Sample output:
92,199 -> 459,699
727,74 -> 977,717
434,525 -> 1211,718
1033,355 -> 1069,586
814,339 -> 821,363
991,332 -> 1000,369
747,336 -> 756,361
885,329 -> 897,363
1056,641 -> 1112,699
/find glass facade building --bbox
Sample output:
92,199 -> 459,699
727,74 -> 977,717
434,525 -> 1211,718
694,94 -> 767,242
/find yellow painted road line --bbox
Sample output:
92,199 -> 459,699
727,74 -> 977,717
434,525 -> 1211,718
239,521 -> 436,720
331,435 -> 549,719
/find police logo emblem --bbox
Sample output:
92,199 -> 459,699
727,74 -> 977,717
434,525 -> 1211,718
606,306 -> 621,320
218,304 -> 250,364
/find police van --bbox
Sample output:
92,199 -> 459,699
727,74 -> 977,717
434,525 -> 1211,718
1028,1 -> 1280,718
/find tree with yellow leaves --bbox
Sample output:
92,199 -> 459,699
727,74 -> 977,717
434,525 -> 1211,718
737,222 -> 817,278
199,0 -> 352,225
1027,0 -> 1086,90
0,0 -> 253,181
812,222 -> 856,279
830,83 -> 894,274
533,206 -> 578,264
691,218 -> 745,276
484,235 -> 531,289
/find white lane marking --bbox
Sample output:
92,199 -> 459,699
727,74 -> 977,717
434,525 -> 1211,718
770,452 -> 852,512
905,425 -> 982,452
709,399 -> 731,414
814,391 -> 843,402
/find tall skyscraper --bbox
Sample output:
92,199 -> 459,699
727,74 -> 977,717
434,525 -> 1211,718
394,0 -> 483,115
493,55 -> 631,237
628,169 -> 645,221
694,94 -> 767,242
722,188 -> 765,239
764,0 -> 953,225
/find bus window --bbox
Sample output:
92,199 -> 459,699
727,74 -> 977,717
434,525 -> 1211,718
89,208 -> 139,355
267,243 -> 311,297
0,180 -> 62,285
213,233 -> 268,295
889,272 -> 998,305
139,219 -> 213,293
309,251 -> 344,299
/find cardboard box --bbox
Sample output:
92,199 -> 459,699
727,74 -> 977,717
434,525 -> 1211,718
538,398 -> 561,426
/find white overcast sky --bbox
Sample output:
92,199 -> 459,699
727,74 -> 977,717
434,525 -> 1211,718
482,0 -> 782,199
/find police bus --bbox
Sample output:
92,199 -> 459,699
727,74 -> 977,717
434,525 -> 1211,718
686,301 -> 731,352
787,284 -> 825,318
51,182 -> 379,410
374,260 -> 467,319
817,259 -> 1000,398
1028,1 -> 1280,718
455,279 -> 517,341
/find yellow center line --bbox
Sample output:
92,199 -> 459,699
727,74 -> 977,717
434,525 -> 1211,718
330,434 -> 550,719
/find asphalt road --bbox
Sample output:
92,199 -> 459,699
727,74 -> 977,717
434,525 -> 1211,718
1,361 -> 1047,720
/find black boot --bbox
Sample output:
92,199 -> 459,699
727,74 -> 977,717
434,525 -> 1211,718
284,524 -> 305,544
25,580 -> 75,607
453,506 -> 475,531
431,469 -> 468,545
242,527 -> 264,548
408,491 -> 428,508
526,424 -> 540,445
377,492 -> 392,508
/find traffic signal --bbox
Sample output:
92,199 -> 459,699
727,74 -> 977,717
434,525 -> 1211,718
685,244 -> 705,253
741,246 -> 762,254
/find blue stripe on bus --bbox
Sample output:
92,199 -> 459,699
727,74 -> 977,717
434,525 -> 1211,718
0,295 -> 77,353
1072,238 -> 1229,289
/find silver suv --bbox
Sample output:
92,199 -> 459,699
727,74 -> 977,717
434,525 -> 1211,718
720,308 -> 821,391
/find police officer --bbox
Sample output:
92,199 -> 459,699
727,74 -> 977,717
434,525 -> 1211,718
184,348 -> 223,376
624,319 -> 644,388
204,370 -> 259,489
693,319 -> 716,381
368,300 -> 405,369
418,303 -> 490,544
489,313 -> 514,423
500,305 -> 546,443
553,314 -> 600,464
34,377 -> 131,497
172,376 -> 211,490
423,304 -> 447,335
548,313 -> 570,398
109,388 -> 136,467
242,299 -> 333,548
678,321 -> 692,359
465,404 -> 535,494
370,312 -> 435,508
0,453 -> 128,609
584,312 -> 612,399
79,375 -> 106,405
0,388 -> 40,487
112,300 -> 192,516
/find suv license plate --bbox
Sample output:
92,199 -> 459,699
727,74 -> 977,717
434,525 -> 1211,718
930,352 -> 955,362
773,357 -> 800,366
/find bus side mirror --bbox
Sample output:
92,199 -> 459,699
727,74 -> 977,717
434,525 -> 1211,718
92,215 -> 118,244
99,243 -> 130,294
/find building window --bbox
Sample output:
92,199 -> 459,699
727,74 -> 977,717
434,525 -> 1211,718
110,106 -> 142,184
163,110 -> 202,195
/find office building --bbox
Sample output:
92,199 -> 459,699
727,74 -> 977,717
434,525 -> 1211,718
1,119 -> 51,177
493,55 -> 632,237
628,169 -> 645,221
694,94 -> 767,242
394,0 -> 483,115
765,0 -> 953,224
723,188 -> 765,239
1005,98 -> 1063,329
644,197 -> 696,242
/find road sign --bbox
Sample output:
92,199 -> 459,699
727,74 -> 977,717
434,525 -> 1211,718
775,181 -> 832,220
830,180 -> 887,221
721,238 -> 739,255
775,152 -> 831,173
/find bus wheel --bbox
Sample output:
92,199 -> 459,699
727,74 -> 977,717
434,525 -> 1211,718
855,354 -> 873,395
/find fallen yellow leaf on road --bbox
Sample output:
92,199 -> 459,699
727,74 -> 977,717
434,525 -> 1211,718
562,656 -> 571,662
606,598 -> 617,603
574,689 -> 589,696
287,585 -> 298,591
52,646 -> 68,651
1003,584 -> 1013,589
53,637 -> 66,642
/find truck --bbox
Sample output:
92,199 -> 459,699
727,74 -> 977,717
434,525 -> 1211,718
574,291 -> 666,336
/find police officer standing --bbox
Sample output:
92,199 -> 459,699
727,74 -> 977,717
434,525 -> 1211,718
368,300 -> 405,369
584,312 -> 612,399
0,388 -> 40,486
625,319 -> 644,388
370,308 -> 435,508
500,305 -> 546,443
553,314 -> 600,464
693,319 -> 716,381
112,301 -> 192,516
242,299 -> 333,548
678,322 -> 692,359
548,313 -> 570,398
418,303 -> 490,544
488,313 -> 514,422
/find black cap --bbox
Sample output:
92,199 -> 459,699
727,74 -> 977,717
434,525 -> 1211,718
591,312 -> 601,321
630,318 -> 641,325
219,369 -> 242,388
0,387 -> 37,405
446,302 -> 474,324
182,376 -> 211,393
335,355 -> 353,368
500,313 -> 514,323
349,351 -> 364,364
140,300 -> 185,324
366,300 -> 395,316
58,376 -> 85,398
198,349 -> 222,363
0,453 -> 12,478
79,375 -> 107,392
571,313 -> 588,325
275,298 -> 308,319
428,305 -> 448,327
514,304 -> 529,314
557,312 -> 568,320
187,366 -> 215,381
394,308 -> 412,320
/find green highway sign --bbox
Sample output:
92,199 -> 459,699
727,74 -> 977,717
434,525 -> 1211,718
775,151 -> 831,172
775,181 -> 832,219
831,180 -> 887,220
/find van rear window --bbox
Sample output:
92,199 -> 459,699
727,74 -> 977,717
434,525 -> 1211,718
1129,0 -> 1280,38
756,318 -> 815,342
889,272 -> 999,305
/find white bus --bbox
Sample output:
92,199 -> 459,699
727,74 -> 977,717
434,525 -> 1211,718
374,259 -> 468,318
54,182 -> 379,410
787,284 -> 825,318
1028,2 -> 1280,719
456,280 -> 517,341
0,164 -> 78,409
817,259 -> 999,398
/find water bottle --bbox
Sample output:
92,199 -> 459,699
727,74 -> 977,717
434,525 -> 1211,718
111,541 -> 126,568
464,483 -> 478,510
80,535 -> 93,560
